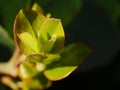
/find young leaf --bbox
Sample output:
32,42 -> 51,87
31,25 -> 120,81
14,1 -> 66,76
26,53 -> 61,65
14,9 -> 46,55
26,54 -> 46,63
38,18 -> 65,53
22,73 -> 51,90
32,3 -> 44,14
18,32 -> 38,54
26,53 -> 61,72
40,34 -> 57,53
44,43 -> 91,80
43,54 -> 61,65
14,9 -> 65,55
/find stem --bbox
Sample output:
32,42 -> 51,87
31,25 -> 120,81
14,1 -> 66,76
0,62 -> 17,77
0,47 -> 26,77
9,47 -> 26,66
9,47 -> 22,64
1,76 -> 19,90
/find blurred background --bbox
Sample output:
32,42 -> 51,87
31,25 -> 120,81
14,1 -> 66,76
0,0 -> 120,89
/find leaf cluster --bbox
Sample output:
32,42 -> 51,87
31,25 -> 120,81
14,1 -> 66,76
0,2 -> 91,90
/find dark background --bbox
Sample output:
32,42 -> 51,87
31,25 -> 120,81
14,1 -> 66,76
0,0 -> 120,90
47,0 -> 120,90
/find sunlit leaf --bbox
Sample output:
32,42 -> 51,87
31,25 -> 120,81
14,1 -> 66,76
32,2 -> 51,19
18,32 -> 38,54
44,43 -> 91,80
32,2 -> 44,14
15,9 -> 46,36
40,34 -> 57,53
14,9 -> 46,55
38,18 -> 65,53
14,9 -> 65,55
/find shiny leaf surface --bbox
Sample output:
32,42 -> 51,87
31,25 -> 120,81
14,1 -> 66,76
44,43 -> 91,80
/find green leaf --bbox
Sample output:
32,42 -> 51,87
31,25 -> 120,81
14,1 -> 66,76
43,54 -> 61,64
32,2 -> 51,19
0,25 -> 15,52
21,73 -> 51,90
32,2 -> 44,14
18,32 -> 38,53
15,9 -> 46,36
14,9 -> 65,55
14,9 -> 46,55
26,53 -> 61,72
40,34 -> 57,53
26,53 -> 61,64
44,43 -> 91,80
19,62 -> 37,78
38,18 -> 65,53
26,54 -> 46,63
